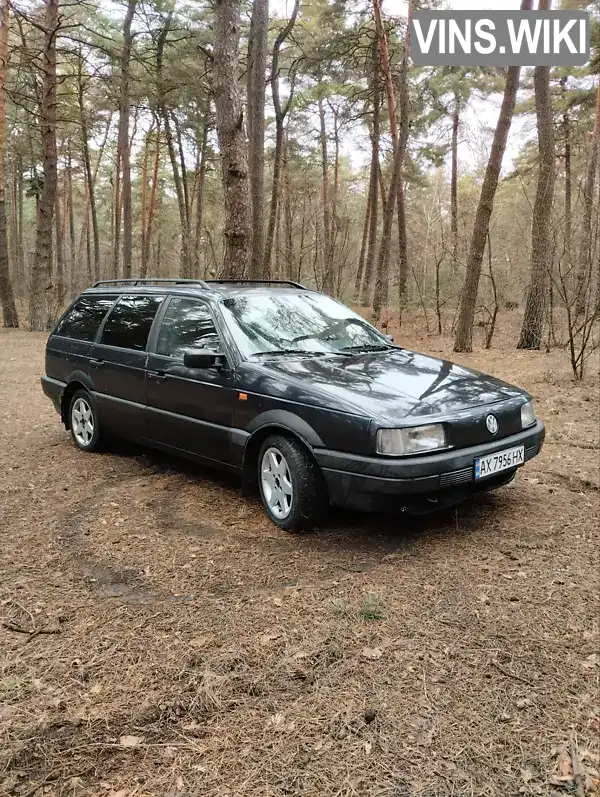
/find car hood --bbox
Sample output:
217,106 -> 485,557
245,348 -> 526,423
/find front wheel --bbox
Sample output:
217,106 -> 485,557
69,390 -> 102,452
258,435 -> 327,532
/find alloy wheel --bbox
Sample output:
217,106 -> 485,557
261,446 -> 294,519
71,397 -> 94,448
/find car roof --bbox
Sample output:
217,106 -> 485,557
82,279 -> 313,301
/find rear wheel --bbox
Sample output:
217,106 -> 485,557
69,390 -> 102,452
258,435 -> 327,532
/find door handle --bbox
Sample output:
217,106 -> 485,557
148,371 -> 167,382
90,358 -> 104,368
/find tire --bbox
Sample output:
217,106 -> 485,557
69,389 -> 102,452
258,434 -> 327,532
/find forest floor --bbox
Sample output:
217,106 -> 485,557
1,313 -> 599,797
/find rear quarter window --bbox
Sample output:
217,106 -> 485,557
53,296 -> 116,341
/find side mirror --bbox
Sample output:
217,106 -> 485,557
385,334 -> 394,343
183,351 -> 223,369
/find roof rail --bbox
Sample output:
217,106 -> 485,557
91,278 -> 210,288
204,279 -> 307,289
90,278 -> 308,292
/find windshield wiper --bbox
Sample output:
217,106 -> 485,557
250,349 -> 328,358
340,344 -> 393,353
251,348 -> 353,358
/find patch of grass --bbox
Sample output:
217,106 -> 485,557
359,594 -> 385,622
0,674 -> 23,699
329,597 -> 350,616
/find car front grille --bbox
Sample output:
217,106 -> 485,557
440,467 -> 473,487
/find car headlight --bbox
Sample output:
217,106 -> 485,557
520,400 -> 536,429
376,424 -> 447,456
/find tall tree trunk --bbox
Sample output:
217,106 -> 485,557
54,169 -> 64,307
283,138 -> 294,279
155,14 -> 191,277
518,1 -> 556,351
140,128 -> 150,277
372,0 -> 410,315
213,0 -> 251,278
378,162 -> 387,209
164,117 -> 191,277
372,0 -> 413,323
112,149 -> 121,278
561,76 -> 572,260
574,80 -> 600,315
453,0 -> 532,353
264,0 -> 299,274
194,118 -> 208,277
29,0 -> 58,331
360,39 -> 381,307
395,18 -> 411,309
298,196 -> 307,282
7,157 -> 14,269
396,162 -> 408,305
371,0 -> 395,317
173,112 -> 190,226
330,104 -> 341,295
166,109 -> 192,277
13,153 -> 24,295
0,0 -> 18,327
318,96 -> 333,294
153,181 -> 164,276
117,0 -> 136,279
78,181 -> 92,283
79,116 -> 110,285
142,118 -> 161,278
274,190 -> 282,278
354,194 -> 370,302
77,52 -> 100,282
247,0 -> 268,279
451,92 -> 460,264
67,144 -> 75,294
85,194 -> 91,281
155,227 -> 162,277
265,121 -> 285,279
9,155 -> 18,290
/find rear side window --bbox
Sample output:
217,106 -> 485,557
54,296 -> 115,341
99,295 -> 163,351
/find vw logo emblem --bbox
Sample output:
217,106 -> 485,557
486,414 -> 499,435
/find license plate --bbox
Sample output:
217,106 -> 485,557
474,445 -> 525,480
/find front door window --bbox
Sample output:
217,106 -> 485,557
156,298 -> 221,360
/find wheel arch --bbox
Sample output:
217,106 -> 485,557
241,411 -> 324,487
61,374 -> 94,428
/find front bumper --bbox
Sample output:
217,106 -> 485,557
315,420 -> 545,512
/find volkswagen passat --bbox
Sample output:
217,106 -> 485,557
41,279 -> 545,531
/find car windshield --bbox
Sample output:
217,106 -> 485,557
219,291 -> 391,359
